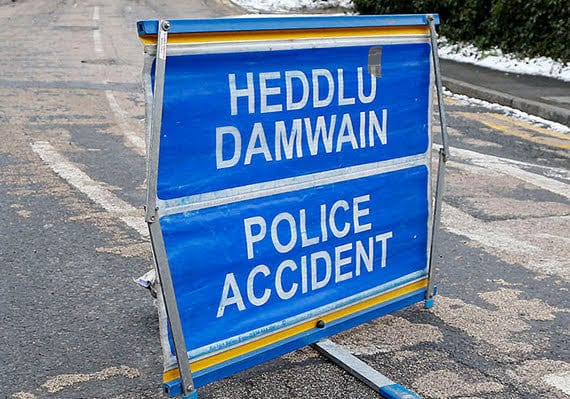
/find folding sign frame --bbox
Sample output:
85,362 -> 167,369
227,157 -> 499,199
138,14 -> 448,399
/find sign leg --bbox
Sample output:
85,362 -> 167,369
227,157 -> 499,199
313,340 -> 422,399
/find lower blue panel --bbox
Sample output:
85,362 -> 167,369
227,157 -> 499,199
164,288 -> 426,397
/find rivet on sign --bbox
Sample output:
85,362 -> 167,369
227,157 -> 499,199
162,21 -> 171,31
316,320 -> 325,329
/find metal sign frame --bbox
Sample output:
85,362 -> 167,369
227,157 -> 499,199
139,15 -> 447,399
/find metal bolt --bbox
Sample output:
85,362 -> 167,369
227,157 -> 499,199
316,320 -> 325,329
162,20 -> 171,31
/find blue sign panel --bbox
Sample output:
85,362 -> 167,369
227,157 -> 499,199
157,43 -> 431,200
140,15 -> 438,397
162,165 -> 428,354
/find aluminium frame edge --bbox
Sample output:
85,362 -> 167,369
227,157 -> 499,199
144,20 -> 196,397
425,15 -> 449,302
428,15 -> 450,158
425,20 -> 436,302
145,20 -> 167,222
143,50 -> 178,372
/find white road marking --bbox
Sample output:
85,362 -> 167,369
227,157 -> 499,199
105,90 -> 146,156
31,141 -> 148,238
441,202 -> 570,279
438,145 -> 570,199
92,6 -> 100,21
12,393 -> 37,399
91,6 -> 145,157
444,90 -> 570,134
41,366 -> 140,393
436,144 -> 570,279
441,202 -> 539,253
93,29 -> 104,57
543,371 -> 570,394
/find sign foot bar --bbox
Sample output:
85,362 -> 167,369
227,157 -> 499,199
313,340 -> 421,399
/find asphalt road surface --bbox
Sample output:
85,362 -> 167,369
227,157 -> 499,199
1,1 -> 568,398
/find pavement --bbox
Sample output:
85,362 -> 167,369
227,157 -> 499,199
440,59 -> 570,126
225,0 -> 570,128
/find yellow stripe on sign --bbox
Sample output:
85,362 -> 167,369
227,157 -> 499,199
163,278 -> 428,383
456,112 -> 570,150
140,26 -> 430,45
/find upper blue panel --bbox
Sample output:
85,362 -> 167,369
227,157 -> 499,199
155,42 -> 431,200
137,14 -> 439,36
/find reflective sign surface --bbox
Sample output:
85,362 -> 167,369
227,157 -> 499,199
157,43 -> 430,199
143,18 -> 436,392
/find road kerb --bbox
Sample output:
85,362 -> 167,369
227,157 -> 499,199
442,77 -> 570,127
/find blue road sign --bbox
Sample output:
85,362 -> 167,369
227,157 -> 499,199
156,43 -> 431,199
139,15 -> 439,397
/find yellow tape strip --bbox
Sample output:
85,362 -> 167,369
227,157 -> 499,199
140,26 -> 430,45
163,278 -> 428,383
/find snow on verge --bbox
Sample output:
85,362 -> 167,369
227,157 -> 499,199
230,0 -> 568,82
231,0 -> 354,13
444,89 -> 570,134
439,37 -> 570,82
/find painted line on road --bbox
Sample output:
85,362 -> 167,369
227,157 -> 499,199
543,371 -> 570,395
441,202 -> 570,280
436,144 -> 570,279
105,90 -> 146,156
11,393 -> 36,399
91,6 -> 145,157
439,145 -> 570,199
93,29 -> 104,57
444,90 -> 570,134
41,366 -> 139,393
457,112 -> 570,149
487,112 -> 569,140
92,6 -> 100,21
92,6 -> 103,58
445,144 -> 570,175
441,202 -> 539,254
31,141 -> 148,238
